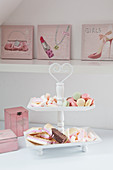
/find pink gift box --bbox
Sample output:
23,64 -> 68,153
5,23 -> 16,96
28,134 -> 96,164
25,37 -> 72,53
0,129 -> 18,154
5,107 -> 29,137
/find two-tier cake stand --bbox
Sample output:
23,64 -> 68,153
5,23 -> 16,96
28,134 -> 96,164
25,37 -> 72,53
27,63 -> 100,155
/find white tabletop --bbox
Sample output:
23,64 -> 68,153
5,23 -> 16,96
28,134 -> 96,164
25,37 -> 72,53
0,121 -> 113,170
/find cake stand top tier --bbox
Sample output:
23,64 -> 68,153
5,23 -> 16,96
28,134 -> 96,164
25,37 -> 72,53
27,63 -> 95,111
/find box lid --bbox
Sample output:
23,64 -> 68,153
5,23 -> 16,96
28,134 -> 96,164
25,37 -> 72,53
4,106 -> 28,114
0,129 -> 17,143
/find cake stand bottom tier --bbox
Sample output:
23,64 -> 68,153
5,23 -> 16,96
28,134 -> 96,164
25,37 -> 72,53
24,127 -> 102,155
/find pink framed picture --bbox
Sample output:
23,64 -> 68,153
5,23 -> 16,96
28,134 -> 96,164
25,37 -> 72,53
1,25 -> 34,60
82,24 -> 113,60
37,25 -> 71,60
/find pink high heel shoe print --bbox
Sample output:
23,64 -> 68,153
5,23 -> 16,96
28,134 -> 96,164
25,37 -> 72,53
88,31 -> 113,59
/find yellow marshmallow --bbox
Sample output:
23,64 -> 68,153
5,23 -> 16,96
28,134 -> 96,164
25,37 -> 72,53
85,99 -> 92,106
77,98 -> 85,107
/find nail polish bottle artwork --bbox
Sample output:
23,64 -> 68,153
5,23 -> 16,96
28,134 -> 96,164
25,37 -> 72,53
40,36 -> 54,58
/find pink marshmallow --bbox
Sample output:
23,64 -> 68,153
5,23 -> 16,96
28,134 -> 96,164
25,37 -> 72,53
67,97 -> 77,107
82,93 -> 90,100
71,101 -> 78,107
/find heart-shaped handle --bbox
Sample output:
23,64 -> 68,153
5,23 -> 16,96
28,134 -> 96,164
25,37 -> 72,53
49,63 -> 73,83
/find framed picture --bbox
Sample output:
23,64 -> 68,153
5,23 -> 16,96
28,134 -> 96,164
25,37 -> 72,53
82,24 -> 113,60
1,25 -> 34,60
37,25 -> 71,60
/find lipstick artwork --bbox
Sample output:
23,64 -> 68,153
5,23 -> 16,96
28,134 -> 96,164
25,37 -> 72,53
40,36 -> 54,58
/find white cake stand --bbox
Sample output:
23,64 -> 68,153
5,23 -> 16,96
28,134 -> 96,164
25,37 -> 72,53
24,63 -> 98,155
27,63 -> 96,154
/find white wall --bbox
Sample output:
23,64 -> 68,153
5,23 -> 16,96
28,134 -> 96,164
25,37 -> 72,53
0,72 -> 113,129
0,0 -> 113,129
0,0 -> 23,25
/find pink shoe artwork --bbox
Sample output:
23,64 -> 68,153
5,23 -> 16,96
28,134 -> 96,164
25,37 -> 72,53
88,31 -> 113,59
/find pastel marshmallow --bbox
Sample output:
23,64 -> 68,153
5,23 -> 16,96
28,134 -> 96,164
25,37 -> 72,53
73,92 -> 81,100
71,101 -> 78,107
41,95 -> 47,102
70,136 -> 76,143
24,127 -> 43,135
44,123 -> 54,136
63,100 -> 70,107
85,99 -> 92,106
82,93 -> 90,100
77,98 -> 85,107
46,93 -> 50,100
27,135 -> 52,145
88,132 -> 96,140
89,98 -> 94,105
67,98 -> 77,106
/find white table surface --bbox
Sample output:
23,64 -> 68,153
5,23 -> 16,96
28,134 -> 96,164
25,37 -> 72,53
0,121 -> 113,170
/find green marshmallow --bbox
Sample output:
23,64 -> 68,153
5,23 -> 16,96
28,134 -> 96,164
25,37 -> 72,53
63,100 -> 70,107
73,92 -> 81,100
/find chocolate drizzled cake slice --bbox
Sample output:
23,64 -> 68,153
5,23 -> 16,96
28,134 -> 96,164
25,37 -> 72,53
52,128 -> 68,143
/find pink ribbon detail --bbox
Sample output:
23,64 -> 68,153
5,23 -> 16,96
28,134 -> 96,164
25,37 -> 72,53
63,31 -> 70,36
